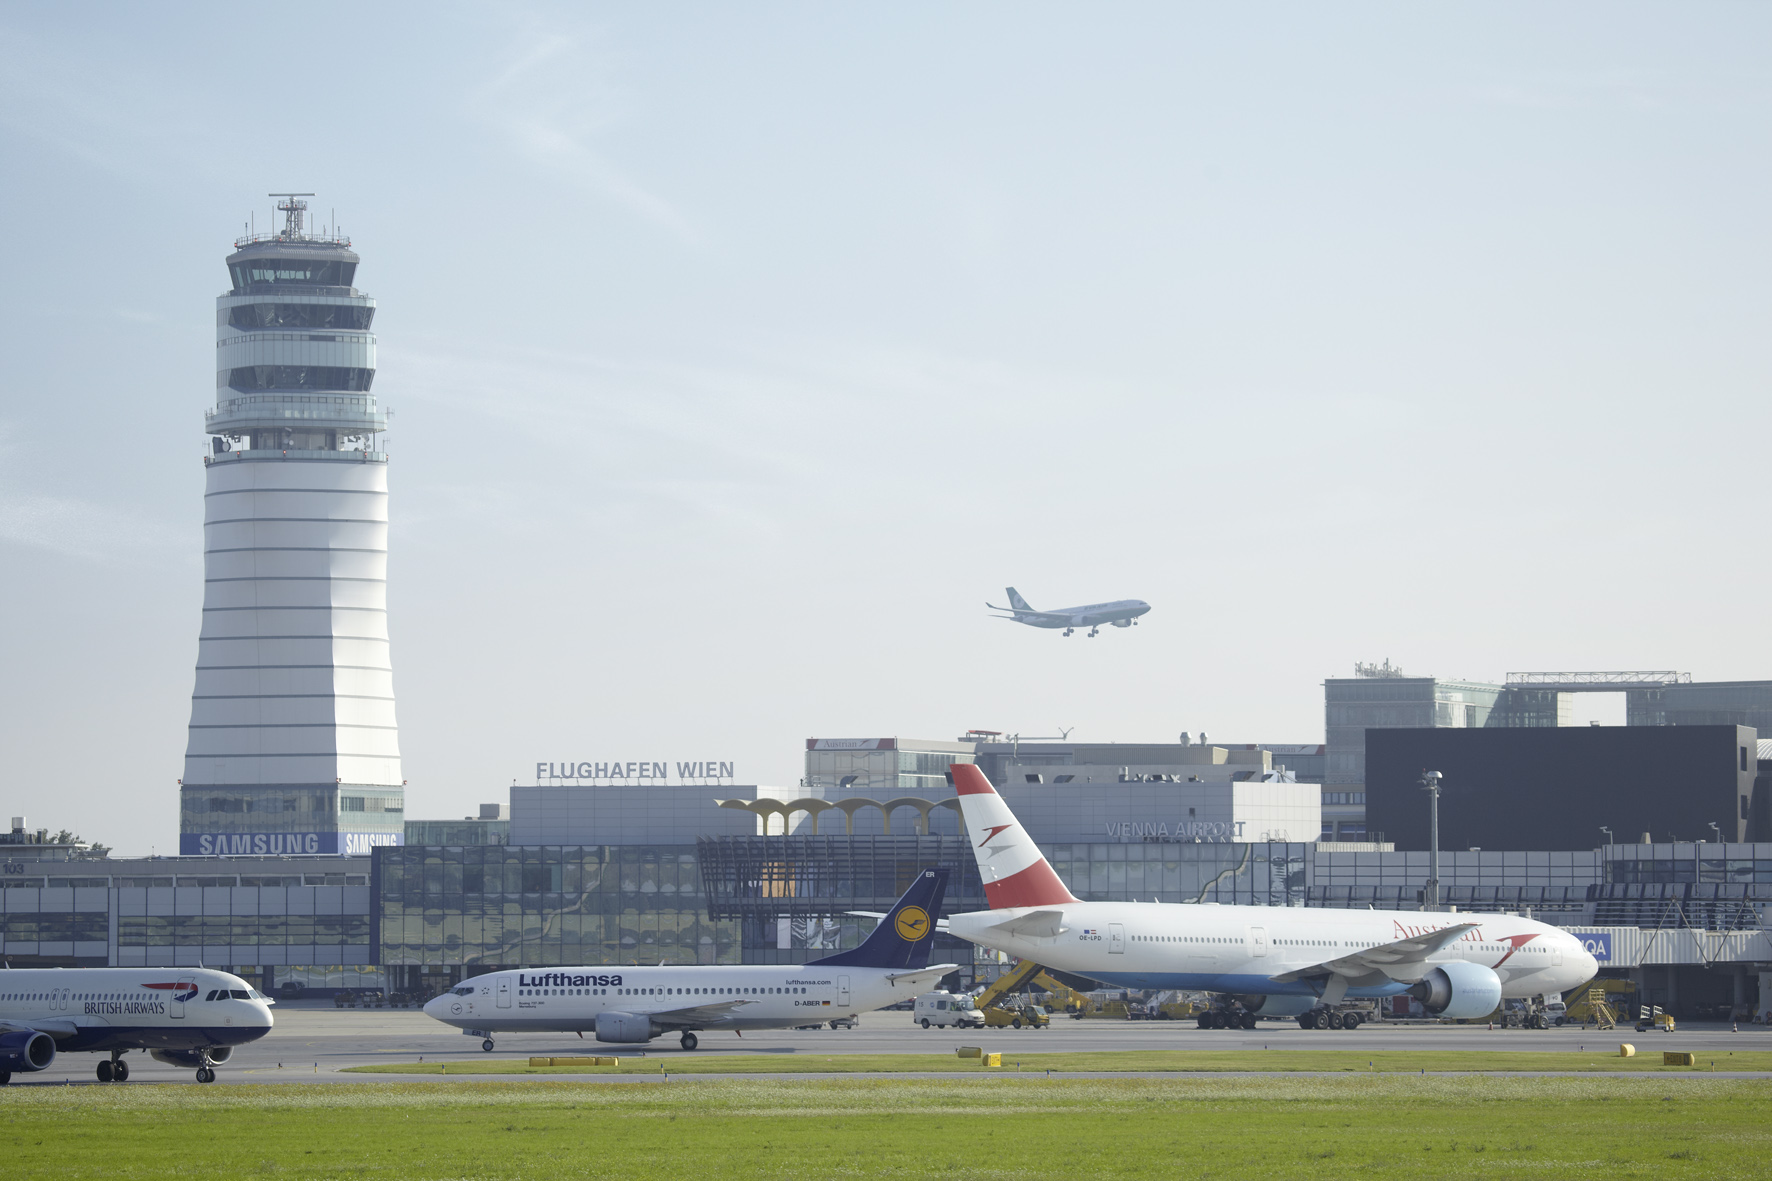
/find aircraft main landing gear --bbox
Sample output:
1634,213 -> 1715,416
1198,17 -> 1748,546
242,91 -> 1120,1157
482,1038 -> 496,1052
680,1032 -> 699,1051
1062,628 -> 1074,637
195,1067 -> 216,1083
97,1052 -> 129,1083
1087,627 -> 1099,638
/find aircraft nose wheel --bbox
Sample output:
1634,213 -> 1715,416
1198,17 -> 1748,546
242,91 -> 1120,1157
481,1039 -> 495,1052
680,1032 -> 699,1051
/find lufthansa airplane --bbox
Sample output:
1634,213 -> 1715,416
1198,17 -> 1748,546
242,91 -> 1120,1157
987,588 -> 1151,638
424,869 -> 956,1051
945,765 -> 1598,1028
0,967 -> 274,1084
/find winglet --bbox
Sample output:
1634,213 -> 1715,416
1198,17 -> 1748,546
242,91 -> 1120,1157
951,764 -> 1079,909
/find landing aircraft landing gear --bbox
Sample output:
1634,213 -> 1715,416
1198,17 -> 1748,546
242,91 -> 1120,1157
1062,628 -> 1074,637
96,1052 -> 129,1083
481,1038 -> 495,1052
1087,627 -> 1099,638
195,1067 -> 216,1083
680,1032 -> 699,1051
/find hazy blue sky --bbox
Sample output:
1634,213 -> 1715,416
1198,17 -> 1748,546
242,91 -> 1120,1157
3,4 -> 1770,853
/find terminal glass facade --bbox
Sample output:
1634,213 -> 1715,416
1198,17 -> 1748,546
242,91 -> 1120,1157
374,845 -> 741,968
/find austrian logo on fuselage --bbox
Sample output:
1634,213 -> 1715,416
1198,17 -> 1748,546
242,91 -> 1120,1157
895,906 -> 931,941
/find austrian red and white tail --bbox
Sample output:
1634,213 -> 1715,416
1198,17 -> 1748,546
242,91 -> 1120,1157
951,764 -> 1079,909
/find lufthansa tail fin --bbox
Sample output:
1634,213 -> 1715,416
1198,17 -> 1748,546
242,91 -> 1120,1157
1006,587 -> 1033,611
806,868 -> 949,969
952,764 -> 1079,910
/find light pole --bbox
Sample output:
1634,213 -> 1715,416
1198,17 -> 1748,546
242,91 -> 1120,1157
1600,826 -> 1612,846
1709,821 -> 1722,845
1420,771 -> 1443,911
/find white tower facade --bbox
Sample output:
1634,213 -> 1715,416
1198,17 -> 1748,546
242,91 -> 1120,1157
180,196 -> 404,856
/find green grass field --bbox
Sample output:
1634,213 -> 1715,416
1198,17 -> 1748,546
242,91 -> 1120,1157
2,1076 -> 1768,1179
344,1047 -> 1772,1076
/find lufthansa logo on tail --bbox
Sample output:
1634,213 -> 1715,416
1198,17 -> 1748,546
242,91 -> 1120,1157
895,906 -> 931,941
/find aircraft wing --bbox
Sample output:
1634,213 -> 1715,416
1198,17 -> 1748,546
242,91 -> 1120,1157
0,1018 -> 79,1040
1267,922 -> 1480,988
639,998 -> 757,1029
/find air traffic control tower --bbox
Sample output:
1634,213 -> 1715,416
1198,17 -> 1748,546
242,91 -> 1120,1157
179,195 -> 405,856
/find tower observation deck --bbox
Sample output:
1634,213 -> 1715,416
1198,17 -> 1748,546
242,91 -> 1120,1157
180,195 -> 404,856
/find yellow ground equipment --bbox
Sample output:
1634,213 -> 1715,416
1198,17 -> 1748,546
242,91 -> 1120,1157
1636,1006 -> 1675,1033
973,960 -> 1056,1029
1565,979 -> 1632,1027
1572,986 -> 1619,1031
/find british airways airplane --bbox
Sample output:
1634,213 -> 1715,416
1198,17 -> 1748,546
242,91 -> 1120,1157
946,765 -> 1598,1028
0,967 -> 274,1084
987,587 -> 1151,638
424,869 -> 956,1051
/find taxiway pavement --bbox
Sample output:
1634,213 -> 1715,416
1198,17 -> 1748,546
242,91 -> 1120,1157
9,1003 -> 1771,1086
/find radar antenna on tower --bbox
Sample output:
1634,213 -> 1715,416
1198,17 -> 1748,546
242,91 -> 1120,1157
269,192 -> 316,240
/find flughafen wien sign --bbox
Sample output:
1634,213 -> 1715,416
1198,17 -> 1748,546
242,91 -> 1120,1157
534,760 -> 736,782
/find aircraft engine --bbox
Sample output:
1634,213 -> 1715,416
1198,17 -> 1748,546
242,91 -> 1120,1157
593,1012 -> 657,1043
149,1046 -> 233,1068
1233,994 -> 1315,1018
1408,962 -> 1503,1020
0,1030 -> 57,1072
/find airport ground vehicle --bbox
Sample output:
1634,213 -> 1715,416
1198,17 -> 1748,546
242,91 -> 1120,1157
945,765 -> 1598,1027
1636,1005 -> 1675,1033
972,960 -> 1060,1029
1496,997 -> 1566,1029
1565,979 -> 1634,1025
914,991 -> 984,1029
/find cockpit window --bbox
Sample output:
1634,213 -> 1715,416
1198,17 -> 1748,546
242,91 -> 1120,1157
205,990 -> 220,1002
453,985 -> 475,996
230,989 -> 251,1000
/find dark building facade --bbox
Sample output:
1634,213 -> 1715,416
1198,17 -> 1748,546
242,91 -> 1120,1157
1367,725 -> 1757,852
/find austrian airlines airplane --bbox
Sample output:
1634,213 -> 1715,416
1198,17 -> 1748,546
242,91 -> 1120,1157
0,968 -> 274,1084
947,765 -> 1598,1027
986,587 -> 1150,638
424,869 -> 956,1051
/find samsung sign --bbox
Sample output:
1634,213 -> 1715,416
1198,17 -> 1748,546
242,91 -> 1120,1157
1567,931 -> 1612,962
179,832 -> 403,856
535,760 -> 735,781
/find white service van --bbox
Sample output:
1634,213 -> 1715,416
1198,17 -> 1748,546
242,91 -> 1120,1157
914,990 -> 984,1029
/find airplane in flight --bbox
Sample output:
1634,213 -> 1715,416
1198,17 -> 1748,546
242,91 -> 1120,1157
944,764 -> 1598,1029
986,588 -> 1151,637
424,869 -> 956,1051
0,967 -> 274,1084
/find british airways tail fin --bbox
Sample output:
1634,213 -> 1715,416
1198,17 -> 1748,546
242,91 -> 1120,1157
952,764 -> 1079,910
1006,587 -> 1033,611
806,867 -> 949,969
